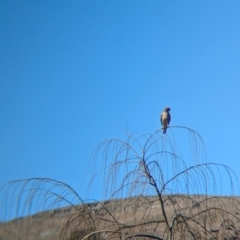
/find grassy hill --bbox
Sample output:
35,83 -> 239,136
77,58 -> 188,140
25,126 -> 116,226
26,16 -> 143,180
1,195 -> 240,240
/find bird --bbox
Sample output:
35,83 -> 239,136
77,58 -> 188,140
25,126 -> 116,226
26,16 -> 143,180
160,107 -> 171,134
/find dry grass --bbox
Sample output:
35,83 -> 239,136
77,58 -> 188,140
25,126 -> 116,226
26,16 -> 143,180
1,195 -> 240,239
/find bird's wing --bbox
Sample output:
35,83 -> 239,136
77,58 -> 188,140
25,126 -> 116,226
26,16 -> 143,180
168,113 -> 171,125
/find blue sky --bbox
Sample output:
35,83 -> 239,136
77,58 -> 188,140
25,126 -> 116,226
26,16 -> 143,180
1,0 -> 240,207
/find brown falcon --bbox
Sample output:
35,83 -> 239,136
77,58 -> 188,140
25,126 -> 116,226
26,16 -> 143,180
160,107 -> 171,134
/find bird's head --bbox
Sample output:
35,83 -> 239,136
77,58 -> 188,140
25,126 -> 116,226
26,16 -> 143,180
165,107 -> 171,112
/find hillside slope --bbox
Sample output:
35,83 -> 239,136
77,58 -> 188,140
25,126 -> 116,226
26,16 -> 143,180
1,195 -> 240,240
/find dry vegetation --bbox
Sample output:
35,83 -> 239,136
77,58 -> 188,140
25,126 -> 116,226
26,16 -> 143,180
1,195 -> 240,240
0,127 -> 239,240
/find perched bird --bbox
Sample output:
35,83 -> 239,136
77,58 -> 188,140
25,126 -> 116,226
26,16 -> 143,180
160,107 -> 171,134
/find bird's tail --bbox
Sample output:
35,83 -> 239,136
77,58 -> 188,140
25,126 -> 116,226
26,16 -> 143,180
163,127 -> 166,134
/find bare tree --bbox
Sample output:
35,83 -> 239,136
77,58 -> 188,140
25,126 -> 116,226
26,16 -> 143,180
0,127 -> 240,240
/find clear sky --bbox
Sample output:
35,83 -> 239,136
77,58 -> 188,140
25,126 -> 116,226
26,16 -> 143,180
1,1 -> 240,205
